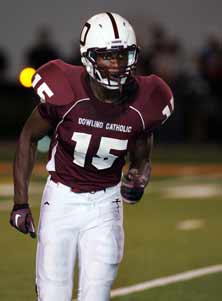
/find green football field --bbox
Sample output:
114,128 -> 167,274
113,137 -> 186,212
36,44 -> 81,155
0,144 -> 222,300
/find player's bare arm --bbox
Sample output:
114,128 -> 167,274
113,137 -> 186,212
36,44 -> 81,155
10,107 -> 52,237
121,131 -> 153,204
14,107 -> 52,203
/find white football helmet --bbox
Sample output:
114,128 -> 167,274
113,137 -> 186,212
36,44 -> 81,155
80,12 -> 139,90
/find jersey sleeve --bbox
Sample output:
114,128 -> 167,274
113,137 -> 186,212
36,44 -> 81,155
37,102 -> 60,127
144,75 -> 174,132
31,59 -> 75,106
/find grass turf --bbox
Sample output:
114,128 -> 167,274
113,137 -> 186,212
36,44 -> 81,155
1,173 -> 222,301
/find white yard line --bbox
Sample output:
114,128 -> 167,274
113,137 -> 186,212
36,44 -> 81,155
177,219 -> 205,231
110,264 -> 222,297
72,264 -> 222,300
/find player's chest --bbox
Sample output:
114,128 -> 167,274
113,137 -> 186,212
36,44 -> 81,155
56,101 -> 143,153
59,101 -> 142,137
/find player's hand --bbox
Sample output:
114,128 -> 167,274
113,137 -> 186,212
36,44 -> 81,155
10,203 -> 36,238
121,171 -> 146,205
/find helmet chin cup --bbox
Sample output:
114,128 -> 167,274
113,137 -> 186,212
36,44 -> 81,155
100,80 -> 122,90
100,76 -> 127,90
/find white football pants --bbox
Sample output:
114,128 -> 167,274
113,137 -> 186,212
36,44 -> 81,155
36,178 -> 124,301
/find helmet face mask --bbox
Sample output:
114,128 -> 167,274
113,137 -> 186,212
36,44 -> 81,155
80,13 -> 139,90
83,45 -> 139,89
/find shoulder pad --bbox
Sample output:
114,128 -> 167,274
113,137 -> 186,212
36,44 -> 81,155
136,75 -> 174,131
150,75 -> 174,123
32,59 -> 74,106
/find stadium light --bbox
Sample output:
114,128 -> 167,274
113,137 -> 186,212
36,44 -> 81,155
19,67 -> 36,88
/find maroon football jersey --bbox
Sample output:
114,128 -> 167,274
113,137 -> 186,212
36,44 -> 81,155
32,59 -> 173,192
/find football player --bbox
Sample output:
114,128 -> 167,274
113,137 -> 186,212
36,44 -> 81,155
10,12 -> 174,301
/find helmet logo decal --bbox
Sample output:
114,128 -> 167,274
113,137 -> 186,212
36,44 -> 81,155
80,22 -> 91,46
106,12 -> 119,39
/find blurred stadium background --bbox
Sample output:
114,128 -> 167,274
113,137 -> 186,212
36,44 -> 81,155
0,1 -> 222,300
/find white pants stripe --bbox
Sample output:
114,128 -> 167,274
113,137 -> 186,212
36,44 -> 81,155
36,179 -> 124,301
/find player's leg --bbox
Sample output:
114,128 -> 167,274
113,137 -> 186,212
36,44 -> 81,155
77,252 -> 119,301
36,180 -> 78,301
77,190 -> 124,301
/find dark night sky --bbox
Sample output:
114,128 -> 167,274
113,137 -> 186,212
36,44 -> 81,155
1,0 -> 221,78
